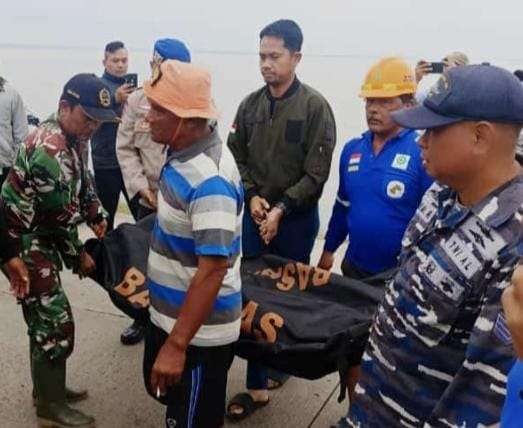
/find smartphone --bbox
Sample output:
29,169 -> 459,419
124,73 -> 138,87
429,62 -> 445,74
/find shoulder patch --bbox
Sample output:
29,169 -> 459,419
392,154 -> 411,170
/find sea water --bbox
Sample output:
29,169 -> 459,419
1,46 -> 521,237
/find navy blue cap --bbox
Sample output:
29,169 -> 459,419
61,73 -> 118,122
153,38 -> 191,63
392,64 -> 523,129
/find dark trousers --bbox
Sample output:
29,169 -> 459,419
342,259 -> 387,412
0,166 -> 11,188
93,167 -> 131,231
341,259 -> 374,280
243,205 -> 319,390
143,323 -> 234,428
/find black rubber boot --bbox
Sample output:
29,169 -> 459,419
31,343 -> 88,406
33,387 -> 89,406
33,357 -> 95,427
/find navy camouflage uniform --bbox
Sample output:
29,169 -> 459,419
349,177 -> 523,427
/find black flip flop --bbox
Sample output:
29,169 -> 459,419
267,369 -> 290,390
226,393 -> 270,421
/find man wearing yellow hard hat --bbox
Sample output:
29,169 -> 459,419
319,57 -> 433,427
319,57 -> 432,277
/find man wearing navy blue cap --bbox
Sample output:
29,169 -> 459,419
2,73 -> 116,427
343,65 -> 523,427
116,38 -> 191,345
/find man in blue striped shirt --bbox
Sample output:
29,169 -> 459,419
141,59 -> 243,428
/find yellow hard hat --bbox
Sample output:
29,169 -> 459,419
360,57 -> 417,98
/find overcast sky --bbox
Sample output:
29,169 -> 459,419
1,0 -> 522,63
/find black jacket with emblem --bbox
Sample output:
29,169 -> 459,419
227,79 -> 336,212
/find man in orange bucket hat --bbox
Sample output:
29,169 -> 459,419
141,59 -> 244,428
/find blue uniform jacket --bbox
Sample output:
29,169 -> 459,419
324,129 -> 433,273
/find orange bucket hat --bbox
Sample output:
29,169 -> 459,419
144,60 -> 219,119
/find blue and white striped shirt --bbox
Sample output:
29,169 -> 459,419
147,129 -> 244,347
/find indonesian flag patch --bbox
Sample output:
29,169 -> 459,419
349,153 -> 362,165
348,153 -> 362,172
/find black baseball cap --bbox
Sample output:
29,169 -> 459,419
392,64 -> 523,129
61,73 -> 118,122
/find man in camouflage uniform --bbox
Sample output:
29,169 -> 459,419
2,73 -> 116,427
344,65 -> 523,427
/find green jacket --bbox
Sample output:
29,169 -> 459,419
1,115 -> 107,269
227,79 -> 336,212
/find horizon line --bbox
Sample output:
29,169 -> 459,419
2,43 -> 522,64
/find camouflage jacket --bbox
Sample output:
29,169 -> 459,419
1,115 -> 106,269
349,175 -> 523,427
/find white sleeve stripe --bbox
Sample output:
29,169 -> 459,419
192,211 -> 237,232
336,196 -> 350,207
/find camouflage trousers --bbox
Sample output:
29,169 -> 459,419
20,241 -> 74,363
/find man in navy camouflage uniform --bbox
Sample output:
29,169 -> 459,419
345,65 -> 523,427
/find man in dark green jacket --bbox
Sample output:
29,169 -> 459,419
226,18 -> 336,420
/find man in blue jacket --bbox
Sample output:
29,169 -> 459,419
319,57 -> 432,278
91,40 -> 135,231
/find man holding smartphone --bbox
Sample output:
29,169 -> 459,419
91,41 -> 135,231
415,51 -> 469,103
